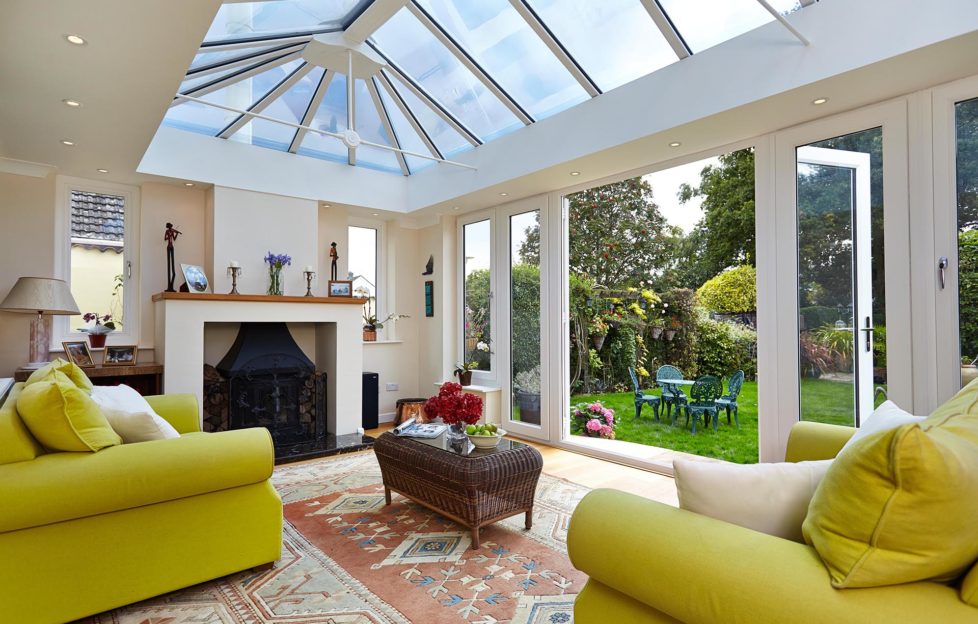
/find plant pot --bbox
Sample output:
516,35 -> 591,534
664,329 -> 676,341
457,370 -> 473,386
88,333 -> 107,348
515,390 -> 541,425
963,364 -> 978,387
363,328 -> 377,342
651,327 -> 663,340
590,333 -> 606,350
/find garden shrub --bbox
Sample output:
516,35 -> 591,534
960,230 -> 978,361
607,325 -> 637,390
694,308 -> 758,379
799,305 -> 840,331
511,264 -> 541,375
696,265 -> 756,314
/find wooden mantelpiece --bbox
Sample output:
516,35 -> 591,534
152,292 -> 367,305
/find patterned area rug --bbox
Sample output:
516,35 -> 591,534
81,450 -> 590,623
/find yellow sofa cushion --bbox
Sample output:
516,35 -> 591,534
24,357 -> 94,394
0,428 -> 274,533
16,374 -> 121,452
964,562 -> 978,607
803,410 -> 978,588
0,384 -> 45,465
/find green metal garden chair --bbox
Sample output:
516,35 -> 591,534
684,375 -> 722,434
656,365 -> 687,425
629,367 -> 660,421
714,370 -> 744,429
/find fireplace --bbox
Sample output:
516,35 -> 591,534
206,322 -> 327,461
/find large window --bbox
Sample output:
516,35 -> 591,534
57,179 -> 139,347
463,219 -> 492,371
348,225 -> 379,323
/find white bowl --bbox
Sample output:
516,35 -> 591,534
467,428 -> 507,449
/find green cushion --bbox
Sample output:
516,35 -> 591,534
802,410 -> 978,588
25,358 -> 94,394
16,373 -> 121,452
962,561 -> 978,607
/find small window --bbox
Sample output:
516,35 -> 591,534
348,225 -> 379,318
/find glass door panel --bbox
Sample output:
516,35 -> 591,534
509,210 -> 542,427
957,97 -> 978,386
797,128 -> 884,426
463,219 -> 492,373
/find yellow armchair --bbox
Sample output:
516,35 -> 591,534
568,422 -> 978,623
0,384 -> 283,624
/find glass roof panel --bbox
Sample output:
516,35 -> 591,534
163,59 -> 303,136
370,7 -> 523,142
414,0 -> 588,120
203,0 -> 370,43
297,72 -> 350,163
352,79 -> 401,172
375,77 -> 436,173
658,0 -> 800,53
525,0 -> 678,92
382,71 -> 471,159
189,44 -> 280,71
229,66 -> 324,151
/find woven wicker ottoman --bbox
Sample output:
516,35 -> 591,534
374,431 -> 543,549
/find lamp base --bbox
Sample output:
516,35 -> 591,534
21,361 -> 49,370
28,315 -> 51,367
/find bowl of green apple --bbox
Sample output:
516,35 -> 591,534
466,423 -> 506,449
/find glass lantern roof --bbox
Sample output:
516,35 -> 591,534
163,0 -> 814,176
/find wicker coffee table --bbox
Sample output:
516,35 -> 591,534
374,431 -> 543,549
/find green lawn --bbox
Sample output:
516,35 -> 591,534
572,378 -> 867,464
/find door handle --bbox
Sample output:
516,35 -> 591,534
938,256 -> 949,290
859,316 -> 873,353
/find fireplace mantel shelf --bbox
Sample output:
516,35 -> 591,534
152,292 -> 367,305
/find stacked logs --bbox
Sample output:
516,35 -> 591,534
202,364 -> 229,432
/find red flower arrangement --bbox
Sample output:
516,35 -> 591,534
424,382 -> 483,426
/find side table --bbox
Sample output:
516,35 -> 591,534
15,363 -> 164,396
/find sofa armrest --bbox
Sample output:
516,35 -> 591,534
568,489 -> 973,623
145,394 -> 201,434
784,421 -> 854,462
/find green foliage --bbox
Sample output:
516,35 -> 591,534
608,325 -> 637,389
696,265 -> 757,313
959,230 -> 978,360
463,268 -> 491,369
511,263 -> 541,375
957,98 -> 978,231
800,306 -> 840,331
694,309 -> 757,379
645,288 -> 699,377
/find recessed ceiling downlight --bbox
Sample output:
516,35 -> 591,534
65,34 -> 86,45
669,141 -> 681,148
61,139 -> 75,146
63,99 -> 82,108
184,182 -> 195,187
570,171 -> 581,176
812,97 -> 829,105
96,168 -> 108,174
499,192 -> 508,197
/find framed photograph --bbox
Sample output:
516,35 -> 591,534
62,341 -> 95,368
103,344 -> 138,367
328,280 -> 353,297
181,264 -> 210,293
425,280 -> 434,317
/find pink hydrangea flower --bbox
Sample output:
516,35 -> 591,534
585,418 -> 602,433
600,425 -> 613,438
589,402 -> 602,413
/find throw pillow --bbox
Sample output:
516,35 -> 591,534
674,458 -> 832,543
962,561 -> 978,607
838,400 -> 925,455
90,385 -> 179,443
17,374 -> 121,452
24,357 -> 94,394
802,411 -> 978,588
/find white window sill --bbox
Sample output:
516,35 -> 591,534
362,340 -> 404,345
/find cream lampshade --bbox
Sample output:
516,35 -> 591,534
0,277 -> 80,368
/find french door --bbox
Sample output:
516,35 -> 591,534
769,101 -> 911,450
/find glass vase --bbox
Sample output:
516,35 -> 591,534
447,422 -> 468,441
267,265 -> 284,296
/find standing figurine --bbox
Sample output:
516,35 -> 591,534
164,222 -> 182,292
329,241 -> 339,281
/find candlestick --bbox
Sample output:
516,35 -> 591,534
229,260 -> 240,268
304,265 -> 314,272
303,270 -> 316,297
227,265 -> 242,295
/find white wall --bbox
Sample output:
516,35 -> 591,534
416,215 -> 457,393
208,186 -> 318,296
0,172 -> 56,376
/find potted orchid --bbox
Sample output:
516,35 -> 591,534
571,400 -> 616,439
79,312 -> 118,348
453,361 -> 479,386
264,251 -> 292,296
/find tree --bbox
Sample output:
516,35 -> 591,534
519,178 -> 674,288
957,98 -> 978,231
697,265 -> 757,314
676,148 -> 756,285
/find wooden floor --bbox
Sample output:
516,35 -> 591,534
365,424 -> 679,507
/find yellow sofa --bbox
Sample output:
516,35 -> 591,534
568,421 -> 978,623
0,383 -> 283,624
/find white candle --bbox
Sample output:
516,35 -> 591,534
304,265 -> 314,273
229,260 -> 240,268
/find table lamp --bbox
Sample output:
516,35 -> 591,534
0,277 -> 80,368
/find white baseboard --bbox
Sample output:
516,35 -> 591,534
379,411 -> 396,424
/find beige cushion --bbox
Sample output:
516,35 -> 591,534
839,400 -> 924,455
674,458 -> 832,542
90,385 -> 180,443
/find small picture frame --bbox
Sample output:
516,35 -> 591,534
103,344 -> 138,367
425,280 -> 434,317
62,341 -> 95,368
181,264 -> 210,293
328,280 -> 353,297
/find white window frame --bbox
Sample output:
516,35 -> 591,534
53,175 -> 141,349
458,210 -> 497,383
347,219 -> 387,338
